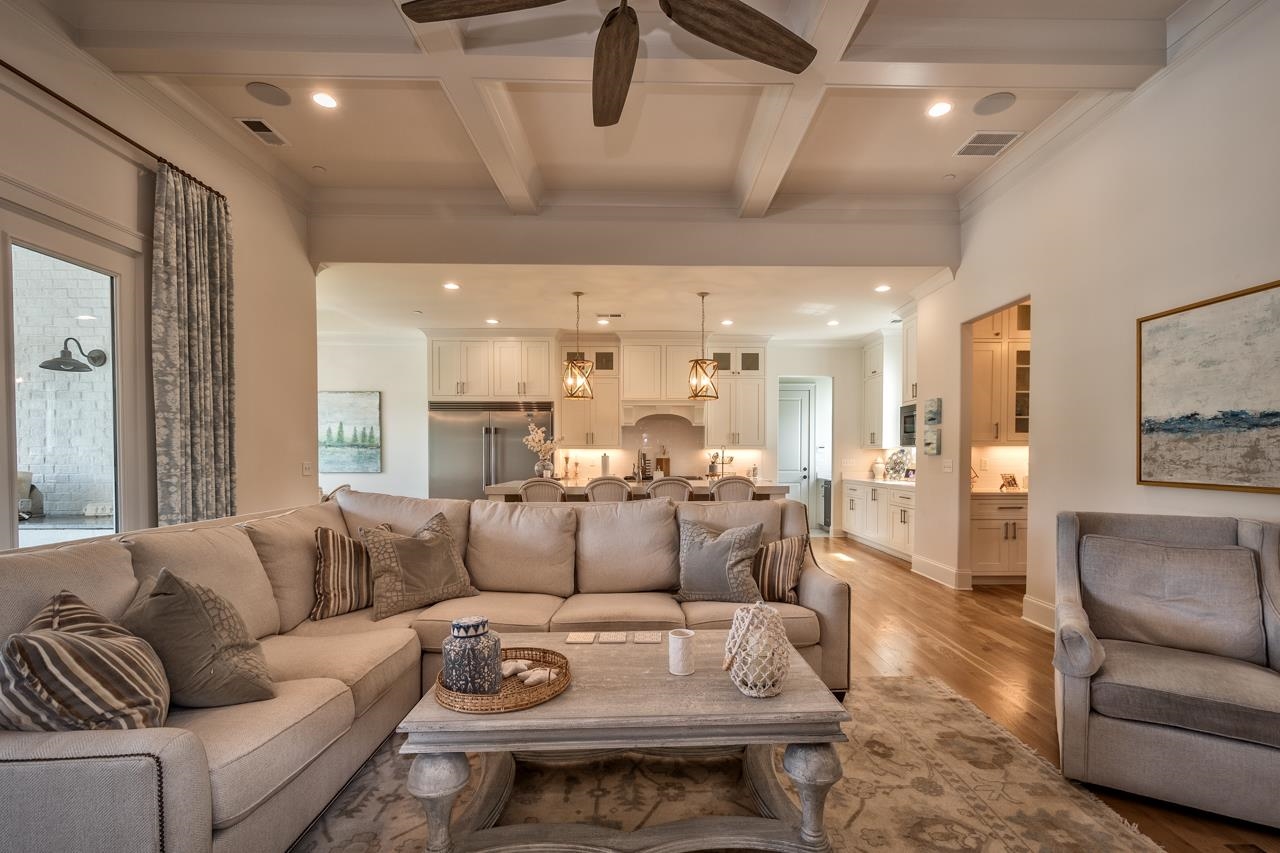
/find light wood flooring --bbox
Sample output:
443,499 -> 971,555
814,534 -> 1280,853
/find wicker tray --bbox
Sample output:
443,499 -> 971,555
434,647 -> 571,714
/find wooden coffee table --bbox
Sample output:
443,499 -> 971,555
398,631 -> 850,852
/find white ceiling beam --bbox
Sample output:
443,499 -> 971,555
732,0 -> 875,219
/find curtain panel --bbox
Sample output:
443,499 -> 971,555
151,163 -> 236,525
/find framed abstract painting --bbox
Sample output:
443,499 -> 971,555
1137,279 -> 1280,493
319,391 -> 382,474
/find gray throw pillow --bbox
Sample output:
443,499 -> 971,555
676,520 -> 765,603
364,513 -> 478,621
122,569 -> 274,708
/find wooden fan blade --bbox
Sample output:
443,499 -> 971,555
658,0 -> 816,74
593,4 -> 640,127
401,0 -> 566,24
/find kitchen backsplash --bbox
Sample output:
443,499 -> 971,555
557,414 -> 762,479
970,444 -> 1030,491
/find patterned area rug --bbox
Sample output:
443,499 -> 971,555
295,677 -> 1160,852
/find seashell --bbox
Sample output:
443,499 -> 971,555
501,660 -> 531,678
517,667 -> 559,686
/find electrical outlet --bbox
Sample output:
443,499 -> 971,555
302,462 -> 314,476
979,458 -> 989,471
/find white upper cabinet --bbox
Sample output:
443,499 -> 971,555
710,346 -> 764,377
621,344 -> 663,399
432,337 -> 550,400
863,341 -> 884,380
564,345 -> 618,377
970,341 -> 1004,443
971,310 -> 1005,341
431,339 -> 492,398
491,341 -> 522,397
863,374 -> 884,448
901,316 -> 919,404
861,329 -> 901,449
970,302 -> 1031,445
704,378 -> 765,448
663,344 -> 701,400
521,340 -> 552,397
557,377 -> 621,448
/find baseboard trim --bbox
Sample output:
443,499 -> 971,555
1022,595 -> 1055,632
911,555 -> 972,591
845,534 -> 912,564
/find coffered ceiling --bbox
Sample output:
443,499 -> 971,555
31,0 -> 1191,218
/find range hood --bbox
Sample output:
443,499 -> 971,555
621,401 -> 707,428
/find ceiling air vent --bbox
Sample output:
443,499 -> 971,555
596,313 -> 624,320
955,131 -> 1022,157
236,117 -> 290,147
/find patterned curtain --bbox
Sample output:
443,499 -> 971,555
151,163 -> 236,525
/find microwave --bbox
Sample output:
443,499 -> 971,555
900,404 -> 917,447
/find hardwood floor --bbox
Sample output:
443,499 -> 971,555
814,534 -> 1280,853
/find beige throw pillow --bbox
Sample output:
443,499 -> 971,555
364,514 -> 478,621
122,569 -> 274,708
676,521 -> 765,604
0,591 -> 169,731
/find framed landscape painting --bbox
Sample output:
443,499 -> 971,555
319,391 -> 382,474
1138,280 -> 1280,493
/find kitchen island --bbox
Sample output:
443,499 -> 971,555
483,478 -> 790,501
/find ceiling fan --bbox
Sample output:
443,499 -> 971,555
400,0 -> 818,126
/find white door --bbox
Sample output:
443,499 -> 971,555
521,340 -> 552,398
0,209 -> 148,548
733,378 -> 766,447
777,386 -> 812,506
431,340 -> 461,397
491,341 -> 521,397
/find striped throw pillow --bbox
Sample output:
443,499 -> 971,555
754,536 -> 807,605
310,523 -> 391,620
0,591 -> 169,731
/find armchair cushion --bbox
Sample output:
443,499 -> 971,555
1079,535 -> 1266,664
1092,640 -> 1280,750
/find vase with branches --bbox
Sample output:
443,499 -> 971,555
523,420 -> 558,478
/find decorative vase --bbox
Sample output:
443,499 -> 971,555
722,602 -> 790,698
534,459 -> 554,479
871,458 -> 887,481
441,617 -> 502,695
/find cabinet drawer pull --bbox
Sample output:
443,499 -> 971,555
994,422 -> 999,440
1012,523 -> 1018,541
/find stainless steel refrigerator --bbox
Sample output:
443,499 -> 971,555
427,402 -> 554,500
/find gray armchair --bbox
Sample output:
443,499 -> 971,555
1054,511 -> 1280,828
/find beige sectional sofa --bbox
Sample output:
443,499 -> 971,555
0,489 -> 850,853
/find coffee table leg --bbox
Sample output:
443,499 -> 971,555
782,743 -> 842,849
408,752 -> 470,853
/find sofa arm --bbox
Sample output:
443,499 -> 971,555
797,562 -> 850,691
0,728 -> 213,853
1053,601 -> 1105,679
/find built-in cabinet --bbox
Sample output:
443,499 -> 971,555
705,378 -> 766,448
901,315 -> 919,404
841,478 -> 913,560
970,301 -> 1030,445
431,337 -> 555,400
861,329 -> 902,449
711,346 -> 764,377
492,340 -> 552,398
863,376 -> 884,448
558,377 -> 621,448
431,339 -> 493,398
969,494 -> 1027,578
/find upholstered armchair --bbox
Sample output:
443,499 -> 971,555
1054,511 -> 1280,828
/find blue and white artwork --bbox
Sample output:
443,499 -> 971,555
319,391 -> 382,474
1139,282 -> 1280,492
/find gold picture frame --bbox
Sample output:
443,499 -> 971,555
1136,278 -> 1280,494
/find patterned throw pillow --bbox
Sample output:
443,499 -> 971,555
675,521 -> 765,603
754,535 -> 808,605
364,514 -> 479,621
0,591 -> 169,731
123,569 -> 274,708
311,523 -> 390,620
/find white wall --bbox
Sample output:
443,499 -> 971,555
0,6 -> 319,516
317,336 -> 429,498
914,2 -> 1280,625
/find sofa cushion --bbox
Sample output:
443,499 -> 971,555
1080,534 -> 1266,664
676,501 -> 782,545
167,677 -> 353,830
0,540 -> 138,638
414,592 -> 565,652
675,521 -> 764,604
680,601 -> 820,649
121,525 -> 281,640
335,489 -> 472,556
550,593 -> 685,633
1092,639 -> 1280,750
285,607 -> 419,638
259,630 -> 418,716
122,570 -> 274,708
240,502 -> 349,632
573,499 -> 679,593
467,502 -> 576,597
365,517 -> 477,620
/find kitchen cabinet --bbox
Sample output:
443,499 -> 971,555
431,339 -> 491,398
1008,301 -> 1032,341
663,344 -> 702,400
862,330 -> 901,450
563,345 -> 618,376
558,377 -> 620,447
842,478 -> 913,559
970,339 -> 1030,445
969,495 -> 1028,578
705,378 -> 765,448
901,316 -> 919,404
863,375 -> 884,448
971,311 -> 1005,341
711,346 -> 764,377
1007,342 -> 1031,442
889,490 -> 915,553
863,341 -> 884,380
493,340 -> 551,398
841,484 -> 866,537
621,345 -> 662,399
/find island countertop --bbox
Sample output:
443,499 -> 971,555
483,478 -> 791,501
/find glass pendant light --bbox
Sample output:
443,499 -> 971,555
563,291 -> 594,399
688,291 -> 719,400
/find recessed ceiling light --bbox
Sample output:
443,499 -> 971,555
597,318 -> 610,326
721,319 -> 734,326
442,282 -> 460,290
485,318 -> 499,325
245,82 -> 291,107
311,92 -> 338,109
75,315 -> 97,321
927,101 -> 953,118
827,320 -> 840,327
875,284 -> 892,293
942,173 -> 957,182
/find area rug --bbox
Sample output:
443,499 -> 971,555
294,677 -> 1160,852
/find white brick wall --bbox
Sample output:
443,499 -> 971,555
12,246 -> 115,517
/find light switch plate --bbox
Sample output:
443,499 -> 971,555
302,461 -> 314,476
942,459 -> 954,473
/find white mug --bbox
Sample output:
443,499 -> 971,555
668,629 -> 695,676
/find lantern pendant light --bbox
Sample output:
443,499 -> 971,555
563,291 -> 594,399
688,291 -> 719,401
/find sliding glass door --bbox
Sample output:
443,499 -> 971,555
0,208 -> 150,549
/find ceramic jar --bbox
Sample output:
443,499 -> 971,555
442,617 -> 502,694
